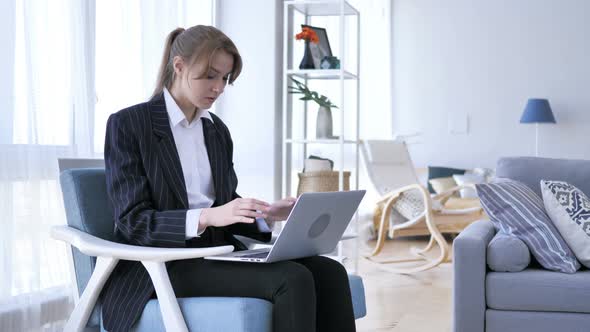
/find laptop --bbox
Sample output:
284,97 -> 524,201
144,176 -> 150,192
205,190 -> 366,263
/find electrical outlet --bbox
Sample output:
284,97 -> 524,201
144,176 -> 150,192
448,112 -> 469,135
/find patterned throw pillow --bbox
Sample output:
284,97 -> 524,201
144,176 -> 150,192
541,180 -> 590,268
476,178 -> 580,273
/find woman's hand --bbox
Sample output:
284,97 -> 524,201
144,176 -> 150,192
200,198 -> 270,228
265,197 -> 297,222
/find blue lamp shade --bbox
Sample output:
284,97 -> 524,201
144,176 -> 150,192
520,98 -> 556,124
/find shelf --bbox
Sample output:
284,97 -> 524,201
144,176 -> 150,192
283,0 -> 361,272
286,69 -> 358,80
285,0 -> 359,16
285,139 -> 359,145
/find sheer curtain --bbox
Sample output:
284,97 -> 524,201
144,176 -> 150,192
94,0 -> 214,153
0,1 -> 213,331
0,1 -> 94,330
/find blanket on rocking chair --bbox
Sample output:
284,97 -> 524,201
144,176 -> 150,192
372,191 -> 482,235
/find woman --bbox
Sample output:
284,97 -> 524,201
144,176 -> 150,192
102,25 -> 356,332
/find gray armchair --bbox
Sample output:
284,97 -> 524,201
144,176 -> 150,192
453,157 -> 590,332
54,161 -> 367,331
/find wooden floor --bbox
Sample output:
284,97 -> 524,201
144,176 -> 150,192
343,236 -> 454,332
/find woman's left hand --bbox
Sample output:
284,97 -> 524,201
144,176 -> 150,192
265,197 -> 297,222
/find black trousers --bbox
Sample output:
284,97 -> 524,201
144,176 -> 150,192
166,255 -> 356,332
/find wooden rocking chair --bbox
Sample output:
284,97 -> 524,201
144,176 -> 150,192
360,139 -> 484,274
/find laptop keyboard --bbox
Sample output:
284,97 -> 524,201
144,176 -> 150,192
238,251 -> 270,259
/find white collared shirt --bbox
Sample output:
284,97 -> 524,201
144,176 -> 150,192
163,88 -> 215,238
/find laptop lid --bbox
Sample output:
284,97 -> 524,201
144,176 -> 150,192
264,190 -> 365,263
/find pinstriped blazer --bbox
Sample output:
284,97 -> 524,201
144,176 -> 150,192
101,93 -> 271,332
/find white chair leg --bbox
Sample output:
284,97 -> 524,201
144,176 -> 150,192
142,261 -> 188,332
64,256 -> 119,332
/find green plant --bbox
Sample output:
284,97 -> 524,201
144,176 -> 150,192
288,77 -> 338,109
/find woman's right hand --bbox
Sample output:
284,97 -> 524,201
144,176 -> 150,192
200,198 -> 270,228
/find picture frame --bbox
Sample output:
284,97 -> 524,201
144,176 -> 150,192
302,24 -> 332,69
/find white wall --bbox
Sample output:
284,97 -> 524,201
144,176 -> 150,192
392,0 -> 590,169
216,0 -> 283,201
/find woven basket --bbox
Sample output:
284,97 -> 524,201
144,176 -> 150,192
297,171 -> 351,195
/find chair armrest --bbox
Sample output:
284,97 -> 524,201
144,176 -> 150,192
452,220 -> 496,332
51,226 -> 234,262
52,225 -> 231,332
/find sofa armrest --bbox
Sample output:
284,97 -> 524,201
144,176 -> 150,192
452,220 -> 496,332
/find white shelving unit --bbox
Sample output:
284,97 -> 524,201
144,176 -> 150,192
286,69 -> 358,80
281,0 -> 360,268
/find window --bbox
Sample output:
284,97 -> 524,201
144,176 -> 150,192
94,0 -> 215,153
13,0 -> 74,146
1,1 -> 214,330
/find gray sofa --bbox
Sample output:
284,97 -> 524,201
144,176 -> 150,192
453,157 -> 590,332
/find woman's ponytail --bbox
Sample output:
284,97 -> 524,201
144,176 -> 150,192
151,25 -> 243,99
152,28 -> 185,98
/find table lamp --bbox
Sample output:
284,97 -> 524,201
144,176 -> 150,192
519,98 -> 556,157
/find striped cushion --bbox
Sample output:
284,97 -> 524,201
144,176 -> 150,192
476,179 -> 580,273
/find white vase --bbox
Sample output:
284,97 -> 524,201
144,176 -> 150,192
316,106 -> 333,138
